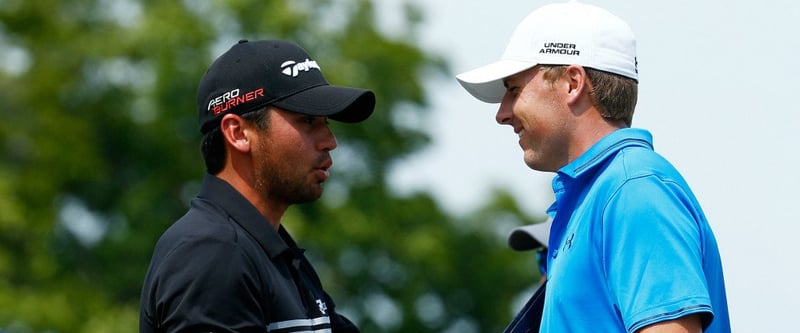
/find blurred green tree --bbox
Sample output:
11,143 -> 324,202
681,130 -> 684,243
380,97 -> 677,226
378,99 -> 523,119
0,0 -> 545,332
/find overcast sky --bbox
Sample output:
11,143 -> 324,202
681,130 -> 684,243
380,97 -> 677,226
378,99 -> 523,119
383,0 -> 800,331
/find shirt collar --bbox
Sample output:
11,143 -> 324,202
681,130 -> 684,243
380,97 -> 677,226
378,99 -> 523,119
558,128 -> 653,180
547,128 -> 653,217
197,174 -> 292,259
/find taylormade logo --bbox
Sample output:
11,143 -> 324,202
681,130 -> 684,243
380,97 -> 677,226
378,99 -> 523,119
280,59 -> 320,77
316,299 -> 328,315
539,42 -> 580,56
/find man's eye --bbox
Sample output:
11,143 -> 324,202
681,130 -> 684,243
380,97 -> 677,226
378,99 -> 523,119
506,86 -> 519,97
302,116 -> 329,125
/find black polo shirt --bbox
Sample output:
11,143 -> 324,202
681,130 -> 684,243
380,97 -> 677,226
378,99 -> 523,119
140,174 -> 359,333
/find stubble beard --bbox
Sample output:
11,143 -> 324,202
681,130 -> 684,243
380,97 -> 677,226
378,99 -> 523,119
523,91 -> 569,173
253,141 -> 324,207
256,170 -> 322,206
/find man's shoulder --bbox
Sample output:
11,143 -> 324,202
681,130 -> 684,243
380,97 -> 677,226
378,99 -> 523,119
149,199 -> 254,265
581,145 -> 690,201
606,145 -> 683,181
165,199 -> 237,241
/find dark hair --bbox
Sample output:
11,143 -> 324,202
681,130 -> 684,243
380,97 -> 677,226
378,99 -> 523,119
584,68 -> 638,127
540,65 -> 638,126
201,127 -> 225,174
200,107 -> 271,174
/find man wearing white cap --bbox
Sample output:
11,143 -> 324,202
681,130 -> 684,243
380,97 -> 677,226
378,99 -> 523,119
457,2 -> 730,333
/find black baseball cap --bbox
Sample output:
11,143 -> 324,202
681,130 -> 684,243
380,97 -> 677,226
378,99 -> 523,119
197,39 -> 376,134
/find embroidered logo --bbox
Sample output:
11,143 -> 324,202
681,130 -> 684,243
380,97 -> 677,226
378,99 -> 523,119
207,87 -> 265,115
564,232 -> 574,250
316,299 -> 328,315
539,42 -> 580,56
280,59 -> 321,77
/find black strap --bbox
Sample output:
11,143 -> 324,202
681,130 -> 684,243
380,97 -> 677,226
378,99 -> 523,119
503,281 -> 546,333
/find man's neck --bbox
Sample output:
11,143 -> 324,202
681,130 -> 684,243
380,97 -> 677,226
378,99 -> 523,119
216,168 -> 286,230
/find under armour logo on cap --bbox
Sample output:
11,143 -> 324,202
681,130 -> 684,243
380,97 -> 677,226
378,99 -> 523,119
456,2 -> 638,103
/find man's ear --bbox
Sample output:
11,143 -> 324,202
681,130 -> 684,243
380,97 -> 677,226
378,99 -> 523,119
219,114 -> 251,153
564,65 -> 589,105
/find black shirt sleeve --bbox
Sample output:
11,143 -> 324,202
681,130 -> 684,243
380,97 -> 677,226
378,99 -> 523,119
141,237 -> 266,333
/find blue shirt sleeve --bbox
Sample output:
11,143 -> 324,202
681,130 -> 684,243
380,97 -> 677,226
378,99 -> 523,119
601,174 -> 714,332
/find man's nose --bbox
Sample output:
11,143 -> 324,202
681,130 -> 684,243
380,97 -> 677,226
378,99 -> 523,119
496,100 -> 513,125
319,125 -> 338,151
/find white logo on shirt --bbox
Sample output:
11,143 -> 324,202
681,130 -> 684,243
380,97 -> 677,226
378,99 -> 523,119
316,299 -> 328,315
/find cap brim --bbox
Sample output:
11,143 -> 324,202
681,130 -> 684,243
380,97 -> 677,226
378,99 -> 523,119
456,60 -> 537,103
273,85 -> 376,123
508,219 -> 552,251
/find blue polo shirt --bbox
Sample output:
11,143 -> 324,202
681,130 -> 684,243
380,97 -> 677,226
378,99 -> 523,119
540,128 -> 730,333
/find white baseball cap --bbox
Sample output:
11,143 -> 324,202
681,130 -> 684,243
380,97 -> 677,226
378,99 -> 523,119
456,1 -> 638,103
508,218 -> 552,251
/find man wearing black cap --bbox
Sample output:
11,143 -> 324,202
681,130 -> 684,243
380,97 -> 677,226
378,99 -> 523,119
139,40 -> 375,333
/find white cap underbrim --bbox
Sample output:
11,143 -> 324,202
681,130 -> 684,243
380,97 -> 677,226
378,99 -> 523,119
508,218 -> 552,251
456,59 -> 537,104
